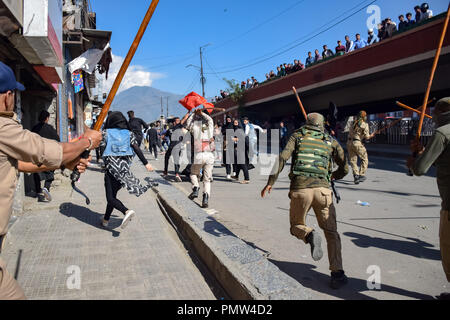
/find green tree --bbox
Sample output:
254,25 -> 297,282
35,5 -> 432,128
223,78 -> 245,106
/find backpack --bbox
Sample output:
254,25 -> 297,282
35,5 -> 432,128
292,127 -> 333,181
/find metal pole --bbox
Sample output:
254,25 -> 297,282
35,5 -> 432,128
200,46 -> 205,97
166,96 -> 169,119
161,96 -> 163,119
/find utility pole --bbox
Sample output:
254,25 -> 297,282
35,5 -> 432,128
160,96 -> 163,119
166,97 -> 169,119
187,44 -> 211,98
200,46 -> 206,98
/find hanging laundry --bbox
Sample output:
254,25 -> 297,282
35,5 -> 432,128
68,43 -> 111,75
72,71 -> 84,93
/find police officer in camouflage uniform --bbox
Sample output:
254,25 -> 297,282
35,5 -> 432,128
408,98 -> 450,300
347,111 -> 375,184
261,113 -> 349,289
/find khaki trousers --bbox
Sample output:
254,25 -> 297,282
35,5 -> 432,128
191,152 -> 215,195
347,140 -> 368,177
440,210 -> 450,282
0,257 -> 26,300
289,187 -> 343,271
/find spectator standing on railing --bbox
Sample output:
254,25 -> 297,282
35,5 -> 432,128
335,40 -> 346,56
345,35 -> 354,53
284,63 -> 291,74
265,73 -> 270,81
306,51 -> 314,66
292,60 -> 300,72
406,12 -> 416,26
241,81 -> 246,90
384,18 -> 397,39
353,34 -> 367,50
251,76 -> 259,88
246,78 -> 253,90
367,29 -> 378,45
398,14 -> 409,31
415,5 -> 423,23
269,70 -> 276,79
276,66 -> 283,77
322,45 -> 334,59
314,49 -> 322,63
421,3 -> 433,20
378,22 -> 386,41
298,60 -> 305,71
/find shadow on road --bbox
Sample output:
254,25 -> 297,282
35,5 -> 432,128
269,259 -> 434,300
59,203 -> 121,237
367,157 -> 436,177
343,232 -> 441,261
334,182 -> 440,199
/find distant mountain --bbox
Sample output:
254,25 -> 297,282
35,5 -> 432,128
111,86 -> 186,122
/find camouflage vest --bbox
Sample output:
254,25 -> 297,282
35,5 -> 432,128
292,127 -> 333,181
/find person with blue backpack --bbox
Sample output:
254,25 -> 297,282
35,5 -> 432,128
100,111 -> 153,229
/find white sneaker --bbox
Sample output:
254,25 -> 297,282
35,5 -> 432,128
226,175 -> 232,181
120,210 -> 135,229
101,219 -> 109,228
42,187 -> 52,202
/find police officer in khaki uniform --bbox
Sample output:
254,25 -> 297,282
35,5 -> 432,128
408,98 -> 450,300
347,111 -> 375,184
0,62 -> 101,299
261,113 -> 349,289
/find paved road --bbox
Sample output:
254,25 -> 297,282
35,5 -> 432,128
153,151 -> 447,300
2,162 -> 217,300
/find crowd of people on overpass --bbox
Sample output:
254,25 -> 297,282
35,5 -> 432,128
213,3 -> 435,103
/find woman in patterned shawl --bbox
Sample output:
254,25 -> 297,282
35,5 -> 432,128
100,111 -> 153,229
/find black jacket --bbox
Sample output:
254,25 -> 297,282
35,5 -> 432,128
146,128 -> 159,144
129,117 -> 148,137
31,123 -> 60,142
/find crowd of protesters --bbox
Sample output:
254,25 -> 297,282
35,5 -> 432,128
213,3 -> 435,101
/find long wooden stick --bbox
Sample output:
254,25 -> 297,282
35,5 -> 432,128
416,3 -> 450,140
94,0 -> 160,131
372,118 -> 403,136
292,86 -> 308,121
396,101 -> 433,119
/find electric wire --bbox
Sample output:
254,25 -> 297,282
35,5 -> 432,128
204,0 -> 377,74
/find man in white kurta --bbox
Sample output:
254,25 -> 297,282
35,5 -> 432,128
186,109 -> 215,208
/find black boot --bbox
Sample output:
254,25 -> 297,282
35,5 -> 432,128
189,187 -> 199,200
437,292 -> 450,300
358,175 -> 367,183
354,175 -> 360,185
202,193 -> 209,208
305,231 -> 323,261
330,270 -> 348,289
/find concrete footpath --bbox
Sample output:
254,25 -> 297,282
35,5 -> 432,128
1,162 -> 217,300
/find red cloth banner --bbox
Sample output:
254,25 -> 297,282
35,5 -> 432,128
178,92 -> 207,111
203,102 -> 215,113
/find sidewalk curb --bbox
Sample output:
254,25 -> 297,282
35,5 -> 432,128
148,172 -> 311,300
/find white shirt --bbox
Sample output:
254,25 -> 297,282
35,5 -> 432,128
423,9 -> 433,20
244,123 -> 264,136
186,112 -> 214,141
